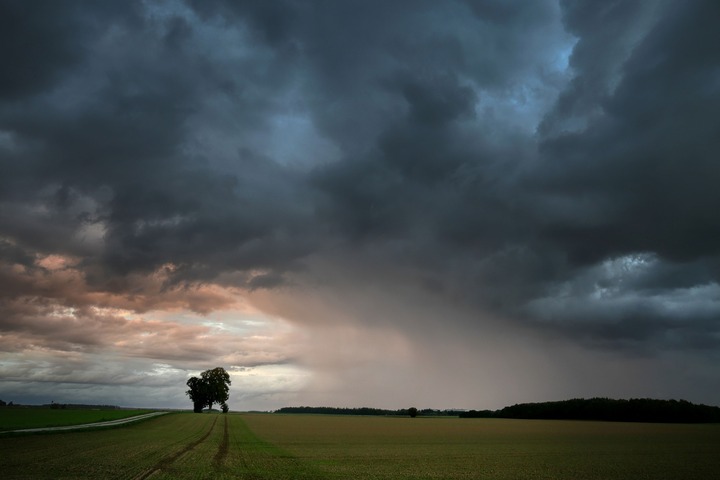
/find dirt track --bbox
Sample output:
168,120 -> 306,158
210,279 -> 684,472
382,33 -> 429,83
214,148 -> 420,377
1,411 -> 169,434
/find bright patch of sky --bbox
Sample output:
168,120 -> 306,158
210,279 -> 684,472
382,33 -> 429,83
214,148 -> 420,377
265,111 -> 342,168
230,363 -> 313,411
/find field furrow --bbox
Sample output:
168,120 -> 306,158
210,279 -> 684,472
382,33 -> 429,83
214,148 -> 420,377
213,416 -> 230,467
133,416 -> 218,480
216,415 -> 329,480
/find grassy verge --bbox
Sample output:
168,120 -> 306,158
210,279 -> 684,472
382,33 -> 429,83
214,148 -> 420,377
0,407 -> 153,431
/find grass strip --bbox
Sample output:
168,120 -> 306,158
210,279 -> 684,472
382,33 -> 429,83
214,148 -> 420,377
0,408 -> 153,431
147,414 -> 330,480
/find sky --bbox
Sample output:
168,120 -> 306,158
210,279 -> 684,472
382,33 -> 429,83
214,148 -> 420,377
1,0 -> 720,411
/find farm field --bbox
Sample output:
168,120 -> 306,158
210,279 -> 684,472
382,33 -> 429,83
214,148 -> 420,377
0,412 -> 322,480
245,414 -> 720,479
1,411 -> 719,479
0,408 -> 152,431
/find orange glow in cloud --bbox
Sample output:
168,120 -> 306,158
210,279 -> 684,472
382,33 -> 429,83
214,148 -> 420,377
1,253 -> 310,405
36,254 -> 79,271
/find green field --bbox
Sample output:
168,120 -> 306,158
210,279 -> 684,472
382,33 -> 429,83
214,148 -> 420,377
1,412 -> 719,479
246,414 -> 720,479
0,408 -> 152,431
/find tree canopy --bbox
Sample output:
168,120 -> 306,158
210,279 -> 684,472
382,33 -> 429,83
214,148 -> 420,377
186,367 -> 231,413
459,398 -> 720,423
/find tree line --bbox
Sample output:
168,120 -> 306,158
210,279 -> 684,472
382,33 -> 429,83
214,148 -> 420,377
275,406 -> 462,417
459,398 -> 720,423
0,400 -> 119,409
275,398 -> 720,422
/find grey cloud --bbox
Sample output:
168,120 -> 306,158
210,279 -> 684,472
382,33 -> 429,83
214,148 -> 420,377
523,25 -> 720,356
302,0 -> 720,353
1,1 -> 315,286
187,0 -> 301,47
535,0 -> 720,263
1,0 -> 720,378
538,0 -> 662,136
0,1 -> 142,100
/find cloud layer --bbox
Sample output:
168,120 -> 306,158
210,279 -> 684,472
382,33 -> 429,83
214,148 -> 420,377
1,0 -> 719,409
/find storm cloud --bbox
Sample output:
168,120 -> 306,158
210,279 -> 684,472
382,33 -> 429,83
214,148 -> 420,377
1,0 -> 719,410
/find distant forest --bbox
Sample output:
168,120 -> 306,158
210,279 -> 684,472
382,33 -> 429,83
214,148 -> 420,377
277,398 -> 720,423
275,406 -> 461,416
460,398 -> 720,423
0,401 -> 121,410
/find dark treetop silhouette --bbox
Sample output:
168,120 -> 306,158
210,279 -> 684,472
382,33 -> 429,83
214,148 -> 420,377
186,367 -> 231,413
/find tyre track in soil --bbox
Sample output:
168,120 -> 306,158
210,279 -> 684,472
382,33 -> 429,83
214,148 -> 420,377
133,416 -> 219,480
213,415 -> 229,467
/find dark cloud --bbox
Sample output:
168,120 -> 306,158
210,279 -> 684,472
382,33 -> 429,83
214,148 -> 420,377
1,0 -> 720,408
537,0 -> 720,260
0,1 -> 140,100
303,0 -> 720,354
0,0 -> 315,287
187,0 -> 301,47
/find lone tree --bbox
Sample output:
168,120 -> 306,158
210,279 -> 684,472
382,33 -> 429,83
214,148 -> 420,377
408,407 -> 418,418
186,367 -> 231,413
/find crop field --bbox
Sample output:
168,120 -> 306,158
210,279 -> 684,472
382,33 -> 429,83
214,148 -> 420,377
245,414 -> 720,479
0,408 -> 152,431
0,412 -> 322,480
1,412 -> 719,479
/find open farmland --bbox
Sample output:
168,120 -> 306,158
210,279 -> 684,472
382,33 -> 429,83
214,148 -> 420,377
1,412 -> 719,479
245,414 -> 720,479
0,412 -> 322,479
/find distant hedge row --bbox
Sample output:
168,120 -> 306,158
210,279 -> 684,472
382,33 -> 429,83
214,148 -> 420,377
275,406 -> 461,416
276,398 -> 720,423
460,398 -> 720,423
